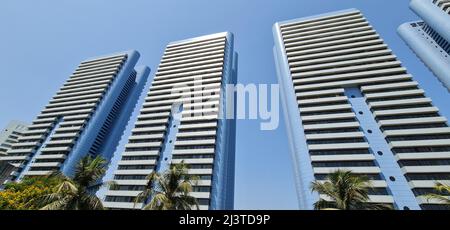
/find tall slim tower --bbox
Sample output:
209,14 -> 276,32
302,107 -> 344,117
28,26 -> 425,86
102,32 -> 237,210
398,0 -> 450,91
274,9 -> 450,210
0,51 -> 150,183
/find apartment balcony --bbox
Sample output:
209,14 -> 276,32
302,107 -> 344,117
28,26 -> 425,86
137,112 -> 170,120
373,107 -> 439,117
131,126 -> 167,133
23,129 -> 49,135
35,154 -> 67,160
402,166 -> 450,174
298,96 -> 348,106
176,130 -> 216,138
27,123 -> 54,129
390,139 -> 450,148
174,139 -> 216,146
125,142 -> 162,149
128,134 -> 165,141
30,162 -> 61,168
23,170 -> 52,176
395,152 -> 450,161
318,180 -> 387,188
416,196 -> 450,205
32,117 -> 58,124
159,53 -> 224,68
172,148 -> 215,155
296,88 -> 345,98
121,151 -> 160,157
319,194 -> 394,204
60,79 -> 111,91
171,158 -> 214,164
311,154 -> 375,162
105,190 -> 141,197
190,192 -> 211,199
369,98 -> 431,109
303,121 -> 360,131
379,116 -> 447,126
63,114 -> 91,121
55,126 -> 84,132
365,89 -> 425,100
40,146 -> 72,153
409,180 -> 450,189
51,132 -> 80,139
361,81 -> 419,93
134,119 -> 168,126
64,75 -> 114,86
384,127 -> 450,137
46,140 -> 75,145
11,141 -> 40,148
103,202 -> 142,210
196,180 -> 212,186
187,169 -> 213,175
37,108 -> 93,119
299,104 -> 352,113
294,74 -> 412,91
139,105 -> 172,113
305,131 -> 364,140
178,122 -> 218,130
114,180 -> 149,186
50,94 -> 103,104
117,160 -> 157,166
7,148 -> 35,154
114,169 -> 154,175
18,135 -> 46,142
314,167 -> 381,174
0,155 -> 30,161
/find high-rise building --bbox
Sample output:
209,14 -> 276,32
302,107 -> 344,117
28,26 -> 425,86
102,32 -> 237,210
273,9 -> 450,210
0,121 -> 28,184
398,0 -> 450,91
0,51 -> 150,184
0,121 -> 28,156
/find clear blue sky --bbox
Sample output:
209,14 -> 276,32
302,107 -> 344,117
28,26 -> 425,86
1,0 -> 449,209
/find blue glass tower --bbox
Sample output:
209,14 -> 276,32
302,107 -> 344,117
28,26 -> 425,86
102,32 -> 237,210
274,9 -> 450,210
1,50 -> 150,183
398,0 -> 450,91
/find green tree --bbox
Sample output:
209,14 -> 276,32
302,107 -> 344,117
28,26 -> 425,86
0,176 -> 62,210
134,162 -> 199,210
423,182 -> 450,206
311,169 -> 391,210
39,155 -> 107,210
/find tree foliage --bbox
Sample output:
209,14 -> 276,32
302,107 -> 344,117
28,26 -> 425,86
0,176 -> 62,210
311,169 -> 392,210
134,162 -> 199,210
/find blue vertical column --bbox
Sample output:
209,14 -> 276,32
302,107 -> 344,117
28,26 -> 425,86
344,87 -> 420,210
156,103 -> 183,173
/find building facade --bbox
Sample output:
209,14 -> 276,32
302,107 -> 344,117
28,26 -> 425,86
0,121 -> 28,185
102,32 -> 237,210
398,0 -> 450,91
274,9 -> 450,210
0,51 -> 150,184
0,121 -> 28,156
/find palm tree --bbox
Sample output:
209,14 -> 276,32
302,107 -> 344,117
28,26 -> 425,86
423,182 -> 450,206
38,155 -> 107,210
134,162 -> 199,210
311,169 -> 391,210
